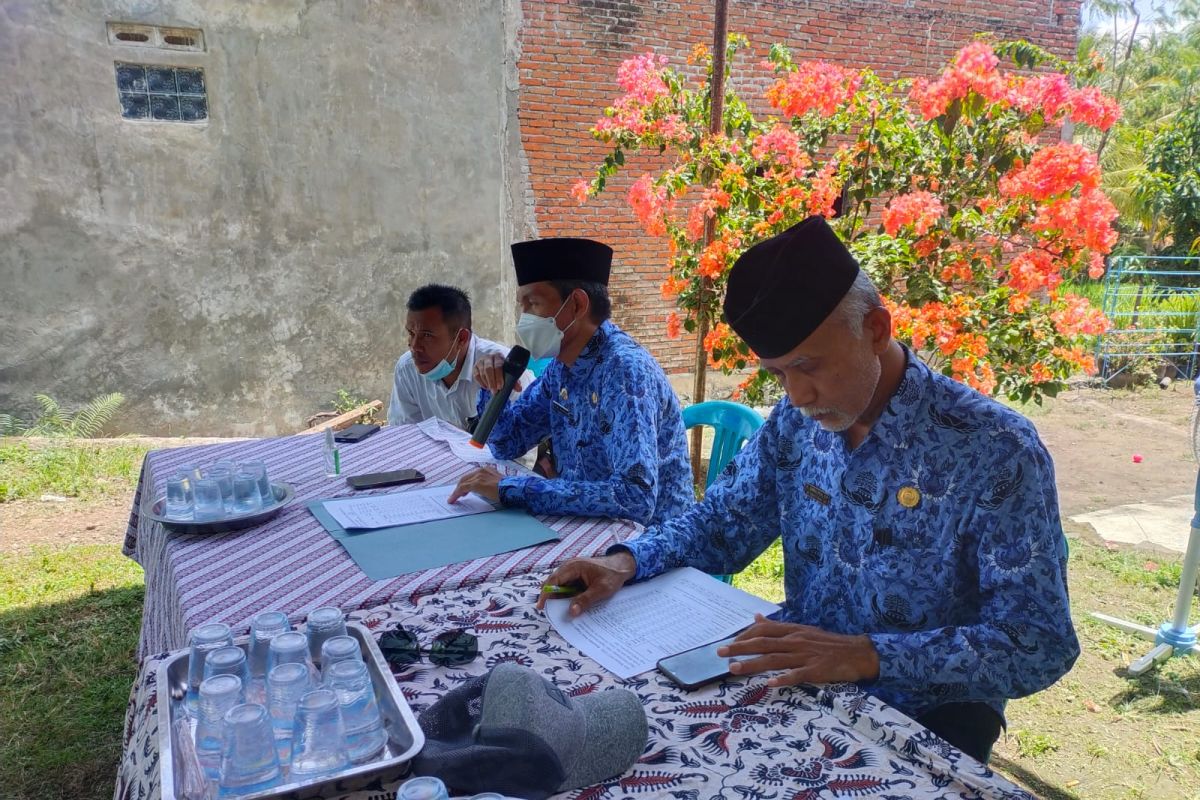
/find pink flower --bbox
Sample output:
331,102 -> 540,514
1069,86 -> 1121,131
999,143 -> 1100,201
626,174 -> 670,237
766,61 -> 862,118
882,191 -> 944,237
571,180 -> 591,204
1011,73 -> 1072,117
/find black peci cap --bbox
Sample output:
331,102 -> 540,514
511,238 -> 613,286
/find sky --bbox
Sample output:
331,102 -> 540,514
1082,0 -> 1193,36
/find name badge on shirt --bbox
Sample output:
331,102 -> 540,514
552,400 -> 575,422
804,483 -> 831,505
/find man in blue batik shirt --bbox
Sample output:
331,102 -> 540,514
449,237 -> 693,528
538,216 -> 1080,764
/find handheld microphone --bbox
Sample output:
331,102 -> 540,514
469,345 -> 531,449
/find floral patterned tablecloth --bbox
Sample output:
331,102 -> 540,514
115,571 -> 1032,800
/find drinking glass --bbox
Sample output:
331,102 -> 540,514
232,470 -> 262,514
219,703 -> 281,796
323,658 -> 386,763
203,645 -> 249,690
165,472 -> 194,519
266,662 -> 310,764
240,460 -> 273,506
248,611 -> 291,680
186,622 -> 233,710
206,465 -> 235,511
305,607 -> 347,662
319,635 -> 362,673
192,478 -> 224,523
268,631 -> 316,682
288,689 -> 350,782
195,674 -> 242,779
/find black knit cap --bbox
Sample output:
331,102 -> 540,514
722,216 -> 860,359
511,238 -> 613,286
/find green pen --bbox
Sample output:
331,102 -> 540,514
541,580 -> 586,598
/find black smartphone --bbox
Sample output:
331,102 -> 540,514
334,423 -> 381,444
345,469 -> 425,490
657,635 -> 743,690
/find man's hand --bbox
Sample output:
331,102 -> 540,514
535,552 -> 637,617
717,614 -> 881,688
473,354 -> 519,393
448,466 -> 503,504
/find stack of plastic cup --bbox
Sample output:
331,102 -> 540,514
247,611 -> 291,703
186,622 -> 233,711
323,658 -> 386,763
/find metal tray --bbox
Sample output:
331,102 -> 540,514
145,482 -> 296,534
156,621 -> 425,800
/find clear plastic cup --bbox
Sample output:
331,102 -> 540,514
203,645 -> 250,690
194,674 -> 242,780
206,465 -> 235,511
323,659 -> 386,764
240,460 -> 273,506
288,689 -> 350,782
305,607 -> 347,662
268,631 -> 317,683
266,662 -> 311,765
165,473 -> 194,519
248,611 -> 292,680
192,478 -> 224,523
186,622 -> 233,710
232,470 -> 262,514
219,703 -> 281,795
319,635 -> 362,673
396,776 -> 450,800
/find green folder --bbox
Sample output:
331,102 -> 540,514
307,500 -> 561,581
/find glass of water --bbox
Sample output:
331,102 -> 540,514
319,635 -> 362,673
288,689 -> 350,782
186,622 -> 233,711
305,607 -> 347,662
192,478 -> 224,523
266,662 -> 311,764
219,703 -> 282,795
195,674 -> 243,780
268,631 -> 317,683
323,658 -> 386,763
203,645 -> 250,690
232,470 -> 262,514
206,465 -> 235,511
165,472 -> 194,520
240,460 -> 274,506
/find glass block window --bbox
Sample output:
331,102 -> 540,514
116,63 -> 207,122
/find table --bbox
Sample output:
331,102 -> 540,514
114,571 -> 1033,800
124,425 -> 637,658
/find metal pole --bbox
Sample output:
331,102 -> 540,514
690,0 -> 729,489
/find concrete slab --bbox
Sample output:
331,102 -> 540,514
1072,494 -> 1196,553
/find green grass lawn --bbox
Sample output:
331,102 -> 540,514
0,440 -> 148,502
0,546 -> 144,800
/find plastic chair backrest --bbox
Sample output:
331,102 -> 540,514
682,400 -> 765,489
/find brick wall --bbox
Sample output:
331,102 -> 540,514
516,0 -> 1082,371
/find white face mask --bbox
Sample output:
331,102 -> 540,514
517,297 -> 576,360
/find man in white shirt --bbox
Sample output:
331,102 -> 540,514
387,284 -> 517,431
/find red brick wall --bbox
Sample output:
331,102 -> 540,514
516,0 -> 1082,371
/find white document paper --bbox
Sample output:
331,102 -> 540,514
416,417 -> 471,443
323,484 -> 495,530
544,566 -> 780,679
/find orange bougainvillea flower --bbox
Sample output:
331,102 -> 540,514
666,311 -> 682,339
766,61 -> 862,118
883,191 -> 944,237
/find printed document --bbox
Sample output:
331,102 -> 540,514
544,567 -> 779,679
323,484 -> 495,530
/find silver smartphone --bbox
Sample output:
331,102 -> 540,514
657,635 -> 743,690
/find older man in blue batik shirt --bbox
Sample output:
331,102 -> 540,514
538,216 -> 1080,764
449,237 -> 693,528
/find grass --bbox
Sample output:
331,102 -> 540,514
0,546 -> 145,800
0,440 -> 149,503
734,536 -> 1200,799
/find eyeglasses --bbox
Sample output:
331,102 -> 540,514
379,627 -> 478,668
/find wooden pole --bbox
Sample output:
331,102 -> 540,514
690,0 -> 729,489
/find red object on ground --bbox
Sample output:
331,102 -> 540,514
1132,454 -> 1144,463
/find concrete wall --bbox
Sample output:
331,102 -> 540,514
0,0 -> 533,436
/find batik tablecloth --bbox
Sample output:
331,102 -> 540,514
115,571 -> 1032,800
124,425 -> 637,657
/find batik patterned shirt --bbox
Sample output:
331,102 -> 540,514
617,351 -> 1080,721
485,320 -> 694,527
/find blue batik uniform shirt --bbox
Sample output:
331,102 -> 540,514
484,320 -> 693,527
619,351 -> 1080,721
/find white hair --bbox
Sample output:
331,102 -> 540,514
833,270 -> 883,337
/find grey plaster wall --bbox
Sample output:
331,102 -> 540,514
0,0 -> 534,436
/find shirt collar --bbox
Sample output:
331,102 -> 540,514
867,346 -> 930,450
569,319 -> 614,371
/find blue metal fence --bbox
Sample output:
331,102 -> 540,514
1095,255 -> 1200,382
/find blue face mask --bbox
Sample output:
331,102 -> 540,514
421,330 -> 465,383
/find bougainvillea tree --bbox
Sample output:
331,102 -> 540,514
574,37 -> 1118,403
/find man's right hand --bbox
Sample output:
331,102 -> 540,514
536,551 -> 637,617
473,354 -> 507,392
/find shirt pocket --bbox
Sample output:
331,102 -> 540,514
862,523 -> 950,631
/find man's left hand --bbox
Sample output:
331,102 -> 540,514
717,613 -> 881,687
448,466 -> 503,504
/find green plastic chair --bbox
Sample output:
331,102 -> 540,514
682,400 -> 765,584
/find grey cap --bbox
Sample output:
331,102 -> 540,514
411,663 -> 647,799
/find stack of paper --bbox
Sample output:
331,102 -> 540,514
322,484 -> 495,530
